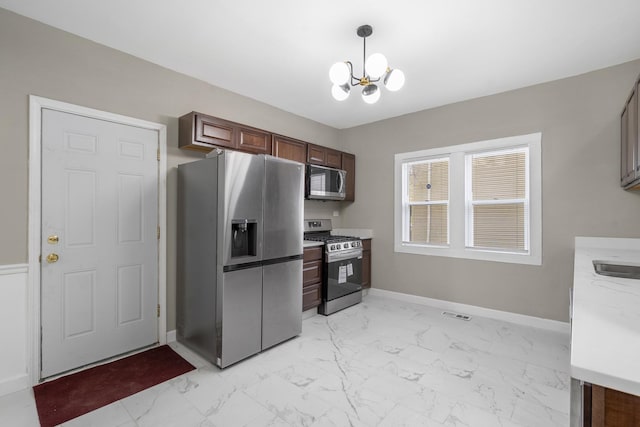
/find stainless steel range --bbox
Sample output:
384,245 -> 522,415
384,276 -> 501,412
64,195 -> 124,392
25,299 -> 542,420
304,219 -> 363,315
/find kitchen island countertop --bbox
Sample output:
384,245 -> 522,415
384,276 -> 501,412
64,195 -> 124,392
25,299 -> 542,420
571,236 -> 640,396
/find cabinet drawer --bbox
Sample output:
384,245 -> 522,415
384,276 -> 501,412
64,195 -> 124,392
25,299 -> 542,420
302,282 -> 321,311
303,246 -> 322,262
303,260 -> 322,286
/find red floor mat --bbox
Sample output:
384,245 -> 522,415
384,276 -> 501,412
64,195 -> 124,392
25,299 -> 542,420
33,345 -> 195,427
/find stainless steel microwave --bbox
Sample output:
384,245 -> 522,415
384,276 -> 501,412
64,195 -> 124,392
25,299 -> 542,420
306,164 -> 346,201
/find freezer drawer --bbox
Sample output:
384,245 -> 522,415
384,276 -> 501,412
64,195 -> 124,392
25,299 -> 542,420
219,266 -> 263,367
262,258 -> 303,350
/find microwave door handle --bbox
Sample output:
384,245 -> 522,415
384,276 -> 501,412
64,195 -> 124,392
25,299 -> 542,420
337,171 -> 345,194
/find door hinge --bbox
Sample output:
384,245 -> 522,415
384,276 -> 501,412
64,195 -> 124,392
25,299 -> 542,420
157,148 -> 160,161
157,304 -> 160,318
39,254 -> 41,263
157,226 -> 160,240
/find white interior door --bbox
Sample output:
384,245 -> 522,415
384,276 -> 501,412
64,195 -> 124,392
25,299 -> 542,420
40,108 -> 159,378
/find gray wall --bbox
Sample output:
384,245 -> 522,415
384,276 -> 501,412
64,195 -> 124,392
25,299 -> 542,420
0,9 -> 339,330
3,7 -> 640,327
340,59 -> 640,322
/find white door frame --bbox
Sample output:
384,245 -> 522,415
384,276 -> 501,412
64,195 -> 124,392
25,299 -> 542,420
28,95 -> 167,384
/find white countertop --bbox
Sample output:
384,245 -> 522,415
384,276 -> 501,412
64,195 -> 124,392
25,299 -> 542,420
571,237 -> 640,396
303,240 -> 324,248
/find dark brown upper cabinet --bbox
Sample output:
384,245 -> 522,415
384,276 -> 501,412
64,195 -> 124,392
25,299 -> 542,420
272,135 -> 307,164
179,111 -> 357,200
237,126 -> 272,155
341,152 -> 355,202
621,78 -> 640,190
307,143 -> 342,168
179,112 -> 272,155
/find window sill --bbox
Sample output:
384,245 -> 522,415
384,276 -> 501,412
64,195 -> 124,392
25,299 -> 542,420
395,243 -> 542,266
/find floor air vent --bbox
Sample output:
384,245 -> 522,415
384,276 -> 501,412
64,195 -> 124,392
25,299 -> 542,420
442,311 -> 472,321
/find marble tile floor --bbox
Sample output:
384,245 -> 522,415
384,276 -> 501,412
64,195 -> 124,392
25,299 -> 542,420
0,294 -> 570,426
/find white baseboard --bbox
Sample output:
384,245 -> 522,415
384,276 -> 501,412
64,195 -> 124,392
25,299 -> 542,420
302,308 -> 318,320
367,288 -> 570,334
166,329 -> 176,343
0,374 -> 30,397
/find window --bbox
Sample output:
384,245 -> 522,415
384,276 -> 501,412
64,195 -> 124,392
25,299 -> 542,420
403,157 -> 449,245
394,133 -> 541,265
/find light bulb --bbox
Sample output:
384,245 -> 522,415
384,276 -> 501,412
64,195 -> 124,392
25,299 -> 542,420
329,62 -> 350,85
365,53 -> 388,79
362,84 -> 380,104
331,84 -> 350,101
384,69 -> 405,91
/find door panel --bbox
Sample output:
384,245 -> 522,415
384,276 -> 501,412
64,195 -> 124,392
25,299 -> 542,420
263,156 -> 304,260
41,109 -> 159,378
262,259 -> 302,350
220,151 -> 265,267
219,267 -> 263,367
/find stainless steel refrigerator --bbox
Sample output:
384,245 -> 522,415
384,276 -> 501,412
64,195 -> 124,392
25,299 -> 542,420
177,150 -> 304,368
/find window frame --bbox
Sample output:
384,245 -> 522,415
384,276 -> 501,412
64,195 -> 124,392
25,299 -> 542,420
401,156 -> 450,247
464,146 -> 530,253
394,133 -> 542,266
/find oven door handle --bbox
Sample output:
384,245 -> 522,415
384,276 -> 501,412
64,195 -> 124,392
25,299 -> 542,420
327,249 -> 363,262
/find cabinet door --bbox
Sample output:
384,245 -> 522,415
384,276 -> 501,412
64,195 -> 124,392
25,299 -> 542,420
195,114 -> 236,149
238,126 -> 272,155
272,135 -> 307,163
622,104 -> 629,185
590,384 -> 640,426
626,89 -> 638,184
326,149 -> 342,168
342,152 -> 355,202
636,81 -> 640,179
307,143 -> 326,165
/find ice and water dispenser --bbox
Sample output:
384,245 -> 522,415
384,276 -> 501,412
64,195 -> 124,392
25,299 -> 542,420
231,219 -> 257,258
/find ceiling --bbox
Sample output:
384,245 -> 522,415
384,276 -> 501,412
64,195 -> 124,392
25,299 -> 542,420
2,0 -> 640,129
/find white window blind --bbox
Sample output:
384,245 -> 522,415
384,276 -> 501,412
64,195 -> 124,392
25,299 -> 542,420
403,158 -> 449,245
466,148 -> 529,252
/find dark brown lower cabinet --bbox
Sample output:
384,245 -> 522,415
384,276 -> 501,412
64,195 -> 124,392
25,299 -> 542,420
362,239 -> 371,289
302,246 -> 322,311
584,383 -> 640,426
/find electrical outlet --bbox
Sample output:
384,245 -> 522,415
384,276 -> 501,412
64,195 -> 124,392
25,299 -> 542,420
333,210 -> 339,217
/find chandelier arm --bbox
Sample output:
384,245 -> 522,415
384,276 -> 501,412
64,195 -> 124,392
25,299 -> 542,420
345,61 -> 359,86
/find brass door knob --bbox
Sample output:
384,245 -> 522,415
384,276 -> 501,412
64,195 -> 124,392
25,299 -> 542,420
47,235 -> 59,244
46,253 -> 59,263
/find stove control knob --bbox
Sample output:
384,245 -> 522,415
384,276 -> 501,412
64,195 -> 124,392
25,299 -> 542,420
344,243 -> 350,248
336,244 -> 341,250
330,245 -> 336,250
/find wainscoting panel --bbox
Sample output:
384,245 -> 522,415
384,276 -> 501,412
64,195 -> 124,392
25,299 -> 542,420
0,264 -> 29,396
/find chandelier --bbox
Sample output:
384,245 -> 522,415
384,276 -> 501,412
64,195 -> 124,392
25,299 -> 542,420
329,24 -> 405,104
